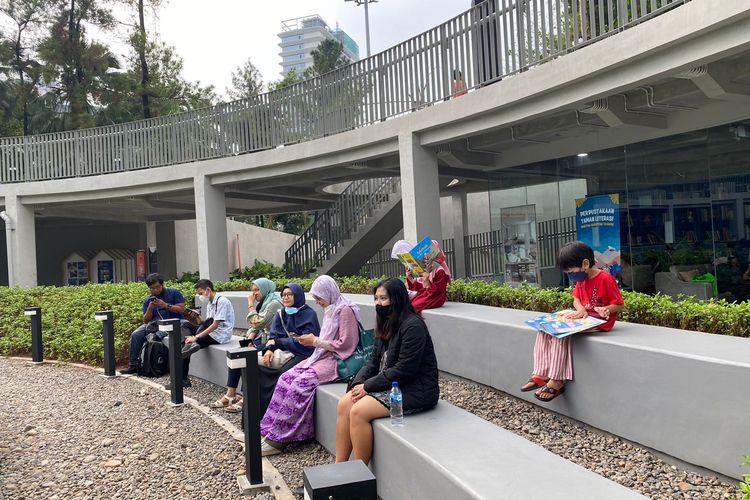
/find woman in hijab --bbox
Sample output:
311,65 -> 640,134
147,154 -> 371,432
246,278 -> 283,348
222,283 -> 321,414
395,239 -> 452,314
209,278 -> 283,410
259,275 -> 361,456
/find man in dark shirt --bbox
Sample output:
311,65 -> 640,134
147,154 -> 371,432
120,273 -> 185,374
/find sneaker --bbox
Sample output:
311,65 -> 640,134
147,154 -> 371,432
261,438 -> 283,457
119,366 -> 138,375
181,343 -> 201,359
163,379 -> 192,390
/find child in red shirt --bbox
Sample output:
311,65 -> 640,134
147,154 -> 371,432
521,241 -> 624,401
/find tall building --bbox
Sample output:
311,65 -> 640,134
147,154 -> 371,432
278,15 -> 360,77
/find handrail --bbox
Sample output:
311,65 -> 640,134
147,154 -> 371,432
284,176 -> 400,277
0,0 -> 688,183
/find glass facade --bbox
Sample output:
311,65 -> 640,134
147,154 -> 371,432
489,121 -> 750,302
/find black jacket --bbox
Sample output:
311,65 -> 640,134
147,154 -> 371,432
352,315 -> 439,411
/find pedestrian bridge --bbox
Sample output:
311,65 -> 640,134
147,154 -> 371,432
1,0 -> 750,286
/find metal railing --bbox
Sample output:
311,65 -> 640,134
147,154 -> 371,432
0,0 -> 687,183
285,177 -> 400,277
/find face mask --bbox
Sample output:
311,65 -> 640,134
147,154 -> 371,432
324,304 -> 336,315
284,306 -> 299,315
196,294 -> 208,305
567,271 -> 587,283
375,304 -> 392,318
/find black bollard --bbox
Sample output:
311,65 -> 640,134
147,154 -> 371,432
227,347 -> 264,488
160,318 -> 184,406
95,311 -> 116,376
24,307 -> 42,363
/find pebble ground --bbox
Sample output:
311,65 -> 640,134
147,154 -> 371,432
0,357 -> 740,499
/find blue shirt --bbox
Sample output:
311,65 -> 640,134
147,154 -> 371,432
142,287 -> 185,321
206,294 -> 235,344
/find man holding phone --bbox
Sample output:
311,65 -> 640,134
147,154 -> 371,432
120,273 -> 185,375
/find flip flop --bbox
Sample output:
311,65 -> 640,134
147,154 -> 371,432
534,384 -> 565,402
520,377 -> 546,392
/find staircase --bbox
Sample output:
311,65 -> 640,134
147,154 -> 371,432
285,177 -> 402,278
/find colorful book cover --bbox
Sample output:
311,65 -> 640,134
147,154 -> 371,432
397,236 -> 439,274
524,309 -> 606,338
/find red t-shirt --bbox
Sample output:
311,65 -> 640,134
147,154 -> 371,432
572,270 -> 624,332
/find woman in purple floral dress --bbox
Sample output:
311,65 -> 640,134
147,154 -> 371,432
260,275 -> 361,456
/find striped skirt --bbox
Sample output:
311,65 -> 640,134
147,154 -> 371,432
532,331 -> 573,381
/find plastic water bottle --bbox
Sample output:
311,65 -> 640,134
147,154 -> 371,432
390,381 -> 403,427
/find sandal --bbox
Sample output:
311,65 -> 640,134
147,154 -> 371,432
521,376 -> 548,392
534,384 -> 565,402
225,397 -> 244,413
209,395 -> 237,409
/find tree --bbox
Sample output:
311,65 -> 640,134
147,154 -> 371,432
309,38 -> 348,76
227,57 -> 263,101
0,0 -> 51,135
37,0 -> 118,130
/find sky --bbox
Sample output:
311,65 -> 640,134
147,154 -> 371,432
96,0 -> 470,100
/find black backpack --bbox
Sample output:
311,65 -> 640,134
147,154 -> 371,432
138,338 -> 169,377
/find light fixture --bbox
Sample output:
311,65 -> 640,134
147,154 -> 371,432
577,153 -> 589,158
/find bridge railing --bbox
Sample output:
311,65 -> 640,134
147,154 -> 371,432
0,0 -> 687,183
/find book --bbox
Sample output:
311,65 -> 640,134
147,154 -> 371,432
396,236 -> 441,274
525,309 -> 606,338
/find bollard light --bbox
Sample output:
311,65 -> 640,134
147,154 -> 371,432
95,310 -> 117,377
228,347 -> 269,494
159,318 -> 184,406
303,460 -> 377,499
24,307 -> 43,364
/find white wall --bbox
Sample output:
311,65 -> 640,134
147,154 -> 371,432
175,219 -> 298,275
440,192 -> 491,239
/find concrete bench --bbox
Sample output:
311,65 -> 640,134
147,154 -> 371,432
314,384 -> 644,500
199,292 -> 750,481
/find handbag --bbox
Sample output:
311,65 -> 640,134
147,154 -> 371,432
336,322 -> 375,382
257,311 -> 296,369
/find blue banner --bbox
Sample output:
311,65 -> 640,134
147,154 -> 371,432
575,194 -> 621,279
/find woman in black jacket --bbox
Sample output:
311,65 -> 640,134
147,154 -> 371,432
335,277 -> 439,464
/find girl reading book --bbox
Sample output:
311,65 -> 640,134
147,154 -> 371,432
521,241 -> 623,402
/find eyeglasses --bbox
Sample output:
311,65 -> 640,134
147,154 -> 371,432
281,292 -> 294,298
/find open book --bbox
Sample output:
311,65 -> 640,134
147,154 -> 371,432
525,309 -> 606,338
396,236 -> 440,274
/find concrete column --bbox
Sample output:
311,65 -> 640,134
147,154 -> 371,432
451,192 -> 469,278
399,132 -> 442,243
146,221 -> 157,250
194,175 -> 229,282
155,221 -> 177,279
3,194 -> 37,288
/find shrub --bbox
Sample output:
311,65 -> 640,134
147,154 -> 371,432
0,277 -> 748,366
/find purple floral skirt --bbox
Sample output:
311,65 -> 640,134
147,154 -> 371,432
260,365 -> 320,443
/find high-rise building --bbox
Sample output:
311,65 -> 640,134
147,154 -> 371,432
278,15 -> 360,77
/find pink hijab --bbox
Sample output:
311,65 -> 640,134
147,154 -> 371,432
422,239 -> 452,286
302,275 -> 361,367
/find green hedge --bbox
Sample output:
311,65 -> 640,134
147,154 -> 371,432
0,277 -> 748,365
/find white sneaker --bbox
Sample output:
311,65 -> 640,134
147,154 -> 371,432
260,438 -> 283,456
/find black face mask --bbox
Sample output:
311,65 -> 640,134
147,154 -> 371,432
375,304 -> 392,318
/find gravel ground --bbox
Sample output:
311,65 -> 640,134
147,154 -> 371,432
0,358 -> 265,500
0,356 -> 739,499
437,376 -> 739,500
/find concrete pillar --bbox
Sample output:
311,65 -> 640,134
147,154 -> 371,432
194,175 -> 229,282
399,132 -> 442,243
3,194 -> 37,288
146,221 -> 157,250
451,192 -> 469,278
155,221 -> 177,279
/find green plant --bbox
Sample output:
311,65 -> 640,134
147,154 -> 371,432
739,454 -> 750,500
228,260 -> 286,281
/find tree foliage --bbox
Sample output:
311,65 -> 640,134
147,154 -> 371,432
227,57 -> 263,101
310,38 -> 348,76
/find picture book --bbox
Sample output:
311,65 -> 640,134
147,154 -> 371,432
396,236 -> 440,274
525,309 -> 606,338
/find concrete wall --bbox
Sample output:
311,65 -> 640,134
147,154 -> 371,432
174,219 -> 297,276
36,222 -> 146,286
